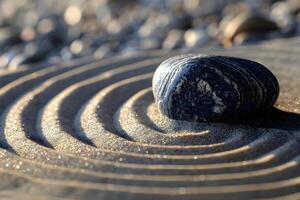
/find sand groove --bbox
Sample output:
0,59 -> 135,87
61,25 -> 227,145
0,38 -> 300,199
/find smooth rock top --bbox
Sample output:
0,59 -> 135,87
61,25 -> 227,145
152,54 -> 279,122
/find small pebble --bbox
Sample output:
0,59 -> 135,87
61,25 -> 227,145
221,11 -> 278,47
271,2 -> 296,35
139,37 -> 161,50
64,4 -> 82,26
94,44 -> 112,59
233,32 -> 272,45
184,28 -> 209,48
0,27 -> 21,47
9,38 -> 53,67
162,29 -> 183,50
288,0 -> 300,15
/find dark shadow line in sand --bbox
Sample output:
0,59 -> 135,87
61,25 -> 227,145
236,107 -> 300,131
173,106 -> 300,132
158,106 -> 300,133
0,123 -> 17,154
0,140 -> 17,155
21,106 -> 54,149
132,93 -> 166,133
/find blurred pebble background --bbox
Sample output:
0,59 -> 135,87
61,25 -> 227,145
0,0 -> 299,70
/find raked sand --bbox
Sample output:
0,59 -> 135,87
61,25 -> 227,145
0,37 -> 300,199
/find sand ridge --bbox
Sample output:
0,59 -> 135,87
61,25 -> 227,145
0,37 -> 299,199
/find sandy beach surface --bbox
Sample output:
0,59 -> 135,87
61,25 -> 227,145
0,36 -> 298,199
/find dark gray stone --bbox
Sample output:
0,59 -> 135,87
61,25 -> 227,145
152,54 -> 279,122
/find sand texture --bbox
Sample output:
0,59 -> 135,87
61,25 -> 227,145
0,37 -> 299,199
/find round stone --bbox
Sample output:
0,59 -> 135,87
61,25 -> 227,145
152,54 -> 279,122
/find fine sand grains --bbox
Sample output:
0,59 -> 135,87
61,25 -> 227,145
0,38 -> 299,199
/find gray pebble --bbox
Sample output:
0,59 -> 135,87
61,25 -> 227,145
184,28 -> 209,48
162,29 -> 183,50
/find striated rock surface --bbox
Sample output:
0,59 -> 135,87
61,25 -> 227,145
152,54 -> 279,122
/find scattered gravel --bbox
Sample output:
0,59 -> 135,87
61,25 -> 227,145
0,0 -> 299,69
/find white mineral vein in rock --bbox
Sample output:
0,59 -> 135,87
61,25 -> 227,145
197,79 -> 226,114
